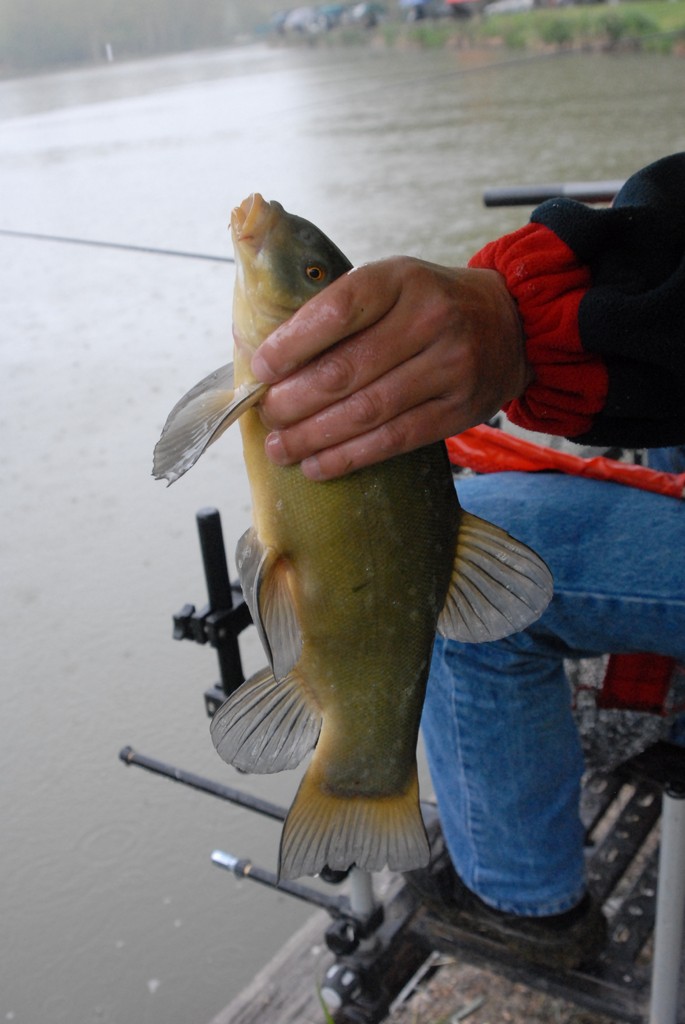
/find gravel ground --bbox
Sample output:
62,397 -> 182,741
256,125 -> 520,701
384,957 -> 616,1024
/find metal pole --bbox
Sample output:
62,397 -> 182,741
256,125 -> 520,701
196,507 -> 245,695
349,869 -> 380,959
649,784 -> 685,1024
118,746 -> 287,821
349,869 -> 376,919
321,869 -> 380,1014
210,850 -> 349,914
197,508 -> 232,610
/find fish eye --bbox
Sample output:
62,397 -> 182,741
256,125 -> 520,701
305,264 -> 326,282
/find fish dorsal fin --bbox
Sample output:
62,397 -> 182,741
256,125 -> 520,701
236,527 -> 303,681
438,511 -> 553,643
210,665 -> 321,773
152,363 -> 267,485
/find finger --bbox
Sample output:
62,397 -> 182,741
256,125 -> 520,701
251,260 -> 404,383
263,345 -> 466,464
258,258 -> 460,429
296,401 -> 463,482
259,318 -> 429,430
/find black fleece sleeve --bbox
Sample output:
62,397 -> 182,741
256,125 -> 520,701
471,153 -> 685,448
532,153 -> 685,448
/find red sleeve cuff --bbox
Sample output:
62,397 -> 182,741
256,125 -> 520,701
469,222 -> 608,437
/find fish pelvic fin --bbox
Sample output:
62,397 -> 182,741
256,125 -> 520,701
152,362 -> 267,485
278,762 -> 429,881
438,510 -> 554,643
236,528 -> 302,681
210,665 -> 321,774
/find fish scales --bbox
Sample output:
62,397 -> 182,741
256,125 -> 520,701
152,194 -> 554,880
240,397 -> 457,805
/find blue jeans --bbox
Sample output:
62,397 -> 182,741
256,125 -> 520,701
422,459 -> 685,917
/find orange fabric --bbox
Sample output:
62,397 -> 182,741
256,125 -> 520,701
446,424 -> 685,499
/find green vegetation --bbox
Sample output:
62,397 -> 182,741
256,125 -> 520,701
309,0 -> 685,55
400,1 -> 685,54
1,0 -> 684,76
316,988 -> 336,1024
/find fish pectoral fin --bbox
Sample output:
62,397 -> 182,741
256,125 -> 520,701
152,363 -> 267,485
210,665 -> 321,773
438,511 -> 553,643
236,528 -> 303,680
278,762 -> 429,881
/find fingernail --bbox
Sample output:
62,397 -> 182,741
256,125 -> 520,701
301,456 -> 324,481
264,432 -> 289,465
251,350 -> 276,383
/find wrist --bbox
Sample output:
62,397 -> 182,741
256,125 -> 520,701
469,223 -> 608,437
486,268 -> 532,404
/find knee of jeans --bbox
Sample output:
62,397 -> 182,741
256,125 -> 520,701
431,631 -> 570,717
441,627 -> 542,670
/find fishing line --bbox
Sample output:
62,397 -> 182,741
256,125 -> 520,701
0,227 -> 234,263
0,45 -> 631,259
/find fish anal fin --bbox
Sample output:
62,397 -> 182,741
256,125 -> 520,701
236,528 -> 302,680
152,363 -> 267,485
438,511 -> 554,643
210,665 -> 321,773
278,762 -> 429,881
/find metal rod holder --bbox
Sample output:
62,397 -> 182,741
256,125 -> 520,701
195,507 -> 248,697
649,784 -> 685,1024
118,746 -> 287,821
210,850 -> 350,915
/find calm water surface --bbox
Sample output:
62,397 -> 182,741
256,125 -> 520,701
1,42 -> 683,1024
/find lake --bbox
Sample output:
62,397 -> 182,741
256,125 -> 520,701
1,40 -> 684,1024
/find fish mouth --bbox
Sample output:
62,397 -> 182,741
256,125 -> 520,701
231,193 -> 281,249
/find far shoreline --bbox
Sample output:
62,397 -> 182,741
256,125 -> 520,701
267,1 -> 685,58
2,1 -> 684,81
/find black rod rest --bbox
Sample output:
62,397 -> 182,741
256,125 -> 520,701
171,507 -> 252,712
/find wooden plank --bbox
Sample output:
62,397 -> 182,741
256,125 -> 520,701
206,876 -> 429,1024
409,908 -> 647,1024
207,909 -> 334,1024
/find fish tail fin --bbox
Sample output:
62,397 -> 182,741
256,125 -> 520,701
278,760 -> 429,881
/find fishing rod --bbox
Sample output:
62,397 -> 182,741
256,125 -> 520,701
0,226 -> 234,263
484,179 -> 624,207
1,167 -> 625,268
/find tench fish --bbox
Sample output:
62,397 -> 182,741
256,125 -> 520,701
153,195 -> 553,881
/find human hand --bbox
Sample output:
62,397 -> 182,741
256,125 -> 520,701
251,256 -> 530,480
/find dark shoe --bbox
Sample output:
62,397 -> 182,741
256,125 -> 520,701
405,847 -> 606,971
